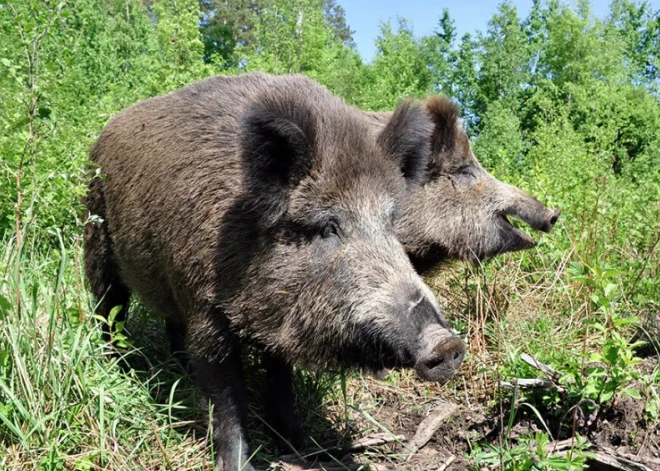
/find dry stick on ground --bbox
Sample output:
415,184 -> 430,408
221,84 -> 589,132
499,353 -> 566,392
340,433 -> 406,452
150,425 -> 174,471
405,401 -> 458,458
548,442 -> 655,471
587,448 -> 657,471
520,353 -> 562,382
278,433 -> 407,462
271,463 -> 398,471
498,378 -> 555,390
583,452 -> 654,471
610,448 -> 660,468
545,437 -> 585,454
435,455 -> 456,471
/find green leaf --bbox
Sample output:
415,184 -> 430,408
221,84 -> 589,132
601,390 -> 614,402
604,345 -> 620,365
622,388 -> 641,400
604,283 -> 618,299
108,305 -> 123,324
0,294 -> 12,318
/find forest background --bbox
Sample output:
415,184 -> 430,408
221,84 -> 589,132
1,0 -> 659,469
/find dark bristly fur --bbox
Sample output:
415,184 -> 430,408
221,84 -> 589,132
83,73 -> 465,471
364,96 -> 561,274
376,99 -> 433,185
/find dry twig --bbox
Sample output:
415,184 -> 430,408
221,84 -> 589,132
520,353 -> 562,382
406,401 -> 458,456
585,451 -> 654,471
435,454 -> 456,471
279,433 -> 406,462
270,462 -> 397,470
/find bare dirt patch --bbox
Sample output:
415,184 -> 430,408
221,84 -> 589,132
284,365 -> 660,471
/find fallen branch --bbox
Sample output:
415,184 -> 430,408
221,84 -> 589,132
278,433 -> 406,462
585,451 -> 654,471
546,440 -> 655,471
406,401 -> 458,456
587,453 -> 653,471
499,378 -> 554,390
436,455 -> 456,471
270,461 -> 397,471
344,433 -> 406,451
520,353 -> 562,382
611,449 -> 660,468
549,438 -> 581,452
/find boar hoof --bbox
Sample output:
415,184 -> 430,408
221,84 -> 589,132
268,411 -> 306,451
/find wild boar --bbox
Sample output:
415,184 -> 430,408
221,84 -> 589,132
364,97 -> 561,273
83,73 -> 465,471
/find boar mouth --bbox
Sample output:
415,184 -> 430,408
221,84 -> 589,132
498,214 -> 537,252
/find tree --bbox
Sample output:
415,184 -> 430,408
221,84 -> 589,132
199,0 -> 355,64
199,0 -> 262,64
476,1 -> 530,122
323,0 -> 354,48
360,18 -> 432,110
420,9 -> 457,96
234,0 -> 364,102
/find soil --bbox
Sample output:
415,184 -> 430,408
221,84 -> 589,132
289,361 -> 660,471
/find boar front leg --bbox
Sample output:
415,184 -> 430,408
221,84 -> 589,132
194,340 -> 255,471
264,353 -> 306,450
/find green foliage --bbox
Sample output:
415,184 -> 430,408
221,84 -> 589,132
234,0 -> 365,102
358,18 -> 434,110
475,1 -> 530,119
472,100 -> 526,178
0,0 -> 212,241
0,231 -> 209,469
472,432 -> 590,470
565,261 -> 645,406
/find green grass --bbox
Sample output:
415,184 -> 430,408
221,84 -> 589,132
0,233 -> 213,470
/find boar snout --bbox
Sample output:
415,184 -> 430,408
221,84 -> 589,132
416,336 -> 465,383
504,186 -> 561,234
414,320 -> 465,384
543,208 -> 562,233
394,287 -> 465,383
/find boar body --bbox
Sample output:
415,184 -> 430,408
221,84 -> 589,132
84,73 -> 465,471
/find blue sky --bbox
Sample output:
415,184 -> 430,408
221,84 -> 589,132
338,1 -> 621,62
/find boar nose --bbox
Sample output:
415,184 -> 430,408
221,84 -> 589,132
416,336 -> 465,384
541,208 -> 561,233
408,294 -> 465,384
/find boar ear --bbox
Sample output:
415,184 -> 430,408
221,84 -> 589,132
424,96 -> 464,174
241,95 -> 317,221
377,99 -> 433,185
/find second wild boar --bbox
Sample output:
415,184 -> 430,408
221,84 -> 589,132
365,97 -> 561,274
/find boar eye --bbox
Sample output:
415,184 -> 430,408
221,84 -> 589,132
456,165 -> 473,176
321,221 -> 341,239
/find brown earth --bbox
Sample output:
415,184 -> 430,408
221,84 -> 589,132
274,363 -> 660,471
